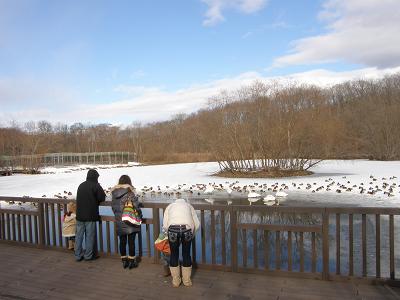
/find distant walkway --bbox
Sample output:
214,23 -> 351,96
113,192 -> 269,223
0,243 -> 398,300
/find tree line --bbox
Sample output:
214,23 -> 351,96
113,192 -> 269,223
1,74 -> 399,171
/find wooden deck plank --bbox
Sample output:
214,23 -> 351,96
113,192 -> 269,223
0,243 -> 396,300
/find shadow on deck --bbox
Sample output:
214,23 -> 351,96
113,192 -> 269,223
0,244 -> 399,300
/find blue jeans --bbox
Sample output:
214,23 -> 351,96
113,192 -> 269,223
75,221 -> 96,260
168,225 -> 193,267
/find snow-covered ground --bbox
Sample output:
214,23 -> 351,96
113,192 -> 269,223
0,160 -> 399,207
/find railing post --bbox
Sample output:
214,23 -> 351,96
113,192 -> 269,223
152,207 -> 160,264
230,207 -> 238,272
38,202 -> 45,247
322,210 -> 329,280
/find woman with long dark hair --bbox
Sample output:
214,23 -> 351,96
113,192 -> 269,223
111,175 -> 142,269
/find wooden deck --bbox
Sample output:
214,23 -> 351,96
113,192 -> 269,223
0,244 -> 399,300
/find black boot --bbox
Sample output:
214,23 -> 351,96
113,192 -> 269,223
121,256 -> 129,269
128,256 -> 138,269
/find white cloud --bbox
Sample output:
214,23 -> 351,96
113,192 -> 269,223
202,0 -> 268,26
273,0 -> 400,69
2,66 -> 400,126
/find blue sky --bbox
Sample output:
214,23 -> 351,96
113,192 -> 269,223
1,0 -> 400,126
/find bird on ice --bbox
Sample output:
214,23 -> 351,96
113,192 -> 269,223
263,194 -> 276,206
204,185 -> 215,194
275,191 -> 288,197
204,198 -> 215,204
247,191 -> 261,205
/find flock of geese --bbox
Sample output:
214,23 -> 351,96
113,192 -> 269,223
105,174 -> 397,206
3,174 -> 398,208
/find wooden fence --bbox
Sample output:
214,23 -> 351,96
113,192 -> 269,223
0,196 -> 399,284
0,152 -> 136,170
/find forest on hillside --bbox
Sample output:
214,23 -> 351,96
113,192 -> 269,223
1,74 -> 399,170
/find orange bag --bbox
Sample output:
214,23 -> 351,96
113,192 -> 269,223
154,233 -> 171,255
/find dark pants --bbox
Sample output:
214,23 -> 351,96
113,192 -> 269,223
168,225 -> 193,267
119,232 -> 137,257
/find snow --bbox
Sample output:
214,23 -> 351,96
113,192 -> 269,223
0,160 -> 399,207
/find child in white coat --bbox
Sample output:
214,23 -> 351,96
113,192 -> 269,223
62,202 -> 77,250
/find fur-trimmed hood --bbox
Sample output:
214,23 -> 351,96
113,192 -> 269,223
111,184 -> 135,199
111,184 -> 135,192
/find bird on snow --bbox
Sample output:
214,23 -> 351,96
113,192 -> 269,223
204,185 -> 215,194
263,194 -> 276,206
276,191 -> 288,198
204,198 -> 215,204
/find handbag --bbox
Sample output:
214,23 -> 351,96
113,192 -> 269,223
121,200 -> 142,226
154,232 -> 171,255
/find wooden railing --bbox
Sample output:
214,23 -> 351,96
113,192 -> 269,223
0,196 -> 399,284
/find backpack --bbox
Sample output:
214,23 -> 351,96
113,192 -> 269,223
121,198 -> 142,226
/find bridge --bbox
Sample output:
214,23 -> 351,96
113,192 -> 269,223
0,196 -> 399,299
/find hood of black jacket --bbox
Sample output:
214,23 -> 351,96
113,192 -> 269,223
86,169 -> 99,183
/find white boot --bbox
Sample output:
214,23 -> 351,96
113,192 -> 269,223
169,266 -> 181,287
182,266 -> 192,287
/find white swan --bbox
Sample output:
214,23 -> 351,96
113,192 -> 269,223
248,192 -> 261,198
204,198 -> 215,204
263,195 -> 276,201
276,191 -> 288,198
247,192 -> 261,205
204,185 -> 215,194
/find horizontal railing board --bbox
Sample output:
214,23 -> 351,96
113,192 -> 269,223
100,215 -> 153,225
2,196 -> 400,215
237,223 -> 323,233
0,209 -> 39,216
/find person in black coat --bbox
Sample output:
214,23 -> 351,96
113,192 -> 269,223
111,175 -> 142,269
74,169 -> 106,261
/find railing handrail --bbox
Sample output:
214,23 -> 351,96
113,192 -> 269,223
1,196 -> 400,214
